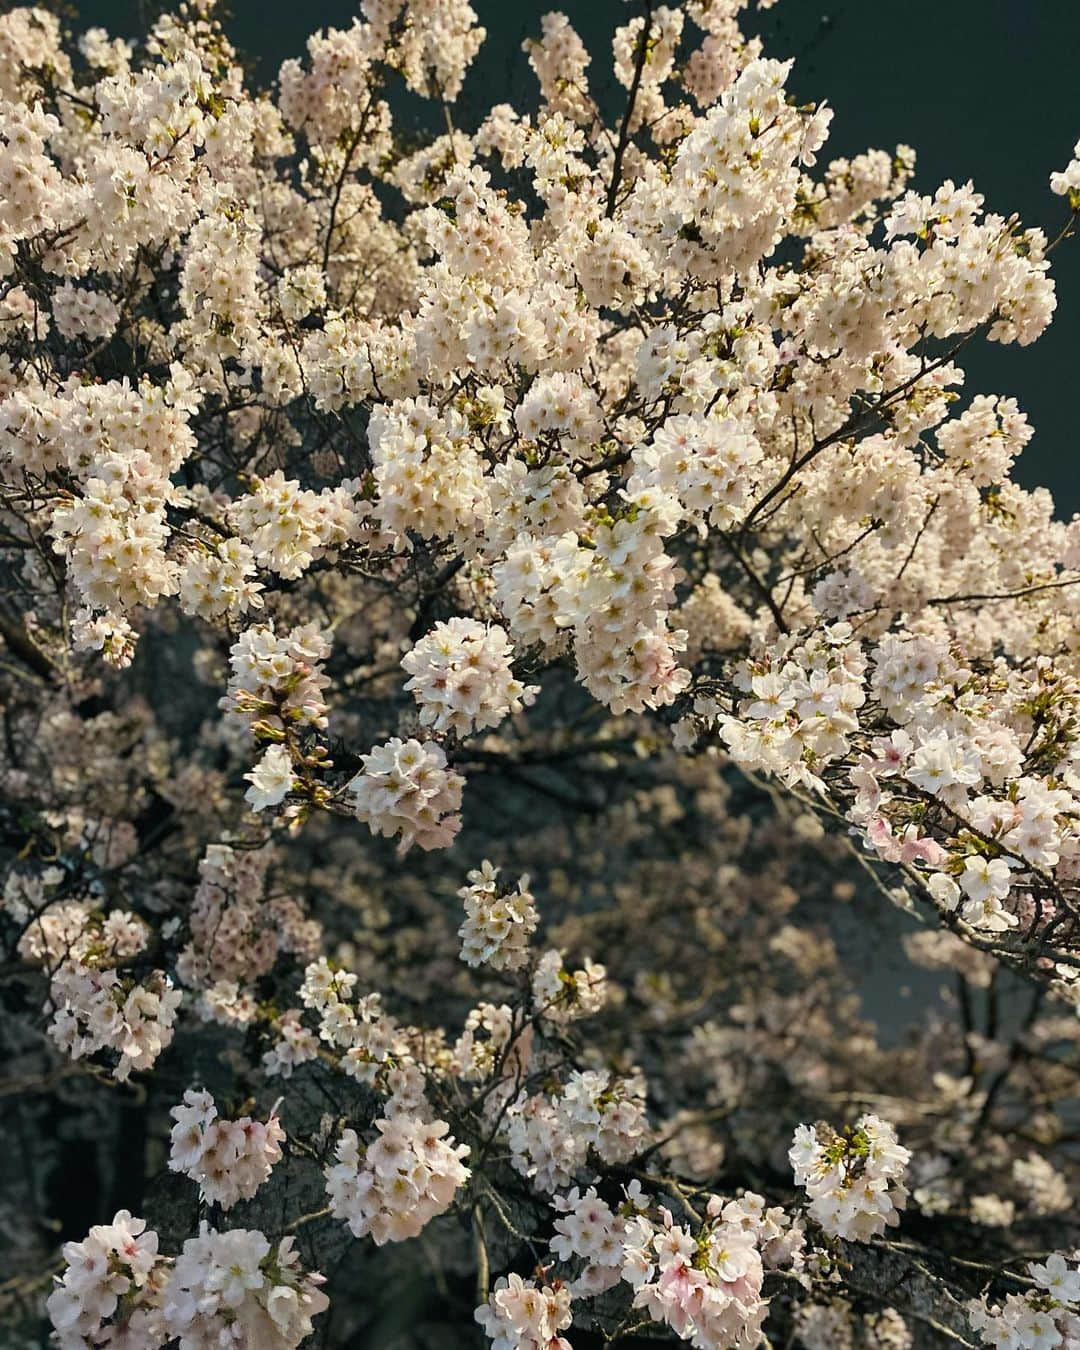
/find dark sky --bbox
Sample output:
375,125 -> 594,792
76,0 -> 1080,515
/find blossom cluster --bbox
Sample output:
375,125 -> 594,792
968,1254 -> 1080,1349
402,618 -> 538,737
475,1274 -> 574,1350
504,1069 -> 649,1194
168,1089 -> 285,1211
46,1210 -> 164,1350
47,1212 -> 328,1350
324,1115 -> 470,1245
347,737 -> 465,852
177,843 -> 320,995
626,1204 -> 768,1350
476,1185 -> 804,1350
296,955 -> 407,1084
532,948 -> 609,1023
458,860 -> 538,971
789,1114 -> 911,1241
17,899 -> 181,1082
717,624 -> 1080,967
163,1227 -> 329,1349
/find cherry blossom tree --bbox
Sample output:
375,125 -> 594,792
0,1 -> 1078,1346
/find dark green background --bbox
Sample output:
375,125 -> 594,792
76,0 -> 1080,513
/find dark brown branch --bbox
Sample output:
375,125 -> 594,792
0,609 -> 56,683
605,1 -> 653,218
